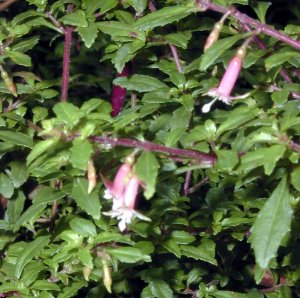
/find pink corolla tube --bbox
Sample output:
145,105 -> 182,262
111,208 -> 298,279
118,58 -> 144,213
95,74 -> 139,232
111,65 -> 130,117
202,41 -> 249,113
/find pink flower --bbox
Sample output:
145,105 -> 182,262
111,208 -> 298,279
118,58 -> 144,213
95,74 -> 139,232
202,39 -> 250,113
111,65 -> 130,117
102,166 -> 150,231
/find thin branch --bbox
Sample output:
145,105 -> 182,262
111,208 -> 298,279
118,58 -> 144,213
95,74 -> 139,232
0,0 -> 17,11
148,1 -> 182,73
183,170 -> 192,196
169,44 -> 183,73
89,136 -> 217,165
61,5 -> 74,102
45,11 -> 65,34
188,176 -> 208,194
243,23 -> 300,100
196,0 -> 300,50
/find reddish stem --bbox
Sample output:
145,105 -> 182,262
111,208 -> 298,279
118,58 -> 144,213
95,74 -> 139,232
61,5 -> 73,102
243,23 -> 300,100
197,0 -> 300,50
89,136 -> 217,165
169,44 -> 182,73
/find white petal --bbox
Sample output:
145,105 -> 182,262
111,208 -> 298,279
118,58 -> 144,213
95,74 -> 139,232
103,189 -> 113,200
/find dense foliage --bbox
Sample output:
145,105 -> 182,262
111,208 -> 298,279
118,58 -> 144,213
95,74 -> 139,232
1,0 -> 300,297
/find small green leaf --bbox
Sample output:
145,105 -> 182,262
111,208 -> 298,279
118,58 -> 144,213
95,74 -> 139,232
60,10 -> 88,27
250,177 -> 292,269
0,128 -> 33,148
200,33 -> 249,71
135,6 -> 197,31
113,39 -> 145,73
8,51 -> 32,67
78,246 -> 93,268
132,0 -> 147,15
217,107 -> 259,136
84,0 -> 118,16
291,166 -> 300,191
0,173 -> 14,199
53,102 -> 84,128
77,21 -> 99,48
114,74 -> 168,92
265,51 -> 300,71
9,161 -> 29,187
15,236 -> 50,279
7,191 -> 26,225
71,178 -> 101,220
108,247 -> 151,263
170,230 -> 196,244
70,218 -> 96,237
27,137 -> 60,165
70,139 -> 93,170
162,239 -> 182,258
149,280 -> 173,298
216,150 -> 239,171
31,280 -> 61,291
240,145 -> 285,175
252,1 -> 272,23
135,152 -> 159,199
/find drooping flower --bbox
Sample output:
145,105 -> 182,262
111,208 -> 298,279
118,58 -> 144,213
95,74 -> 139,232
102,163 -> 150,231
202,36 -> 252,113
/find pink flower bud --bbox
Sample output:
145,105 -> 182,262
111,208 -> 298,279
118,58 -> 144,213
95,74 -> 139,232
216,56 -> 242,98
111,65 -> 130,117
123,175 -> 139,209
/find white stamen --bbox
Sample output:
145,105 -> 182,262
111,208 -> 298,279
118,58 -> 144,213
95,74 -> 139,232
202,97 -> 218,113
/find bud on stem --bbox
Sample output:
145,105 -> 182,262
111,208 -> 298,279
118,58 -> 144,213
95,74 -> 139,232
0,65 -> 17,97
102,258 -> 112,293
87,159 -> 97,194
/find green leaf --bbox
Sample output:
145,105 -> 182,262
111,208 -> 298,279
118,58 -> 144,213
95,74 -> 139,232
200,33 -> 249,71
77,21 -> 99,48
114,74 -> 168,92
265,51 -> 300,71
217,107 -> 259,137
78,246 -> 93,268
0,128 -> 33,148
27,0 -> 47,10
108,247 -> 151,263
94,231 -> 134,245
60,10 -> 88,27
83,0 -> 118,16
113,39 -> 145,73
216,150 -> 239,171
9,161 -> 29,187
0,173 -> 14,199
98,21 -> 137,38
252,1 -> 272,23
53,102 -> 84,128
291,166 -> 300,191
250,177 -> 292,269
162,239 -> 182,258
239,145 -> 286,175
135,6 -> 197,31
11,36 -> 40,53
135,152 -> 159,199
165,31 -> 192,49
71,178 -> 101,220
31,280 -> 61,291
70,139 -> 93,170
15,235 -> 50,279
7,51 -> 32,67
149,280 -> 173,298
181,240 -> 217,265
170,230 -> 196,244
70,218 -> 96,237
7,191 -> 26,225
132,0 -> 147,15
27,137 -> 60,165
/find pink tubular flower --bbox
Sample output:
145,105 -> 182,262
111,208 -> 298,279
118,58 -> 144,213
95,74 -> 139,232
102,165 -> 150,231
202,38 -> 251,113
111,65 -> 130,117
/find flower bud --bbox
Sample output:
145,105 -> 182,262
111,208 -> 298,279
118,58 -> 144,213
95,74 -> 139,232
83,266 -> 92,281
87,160 -> 97,194
102,259 -> 112,293
0,65 -> 17,97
